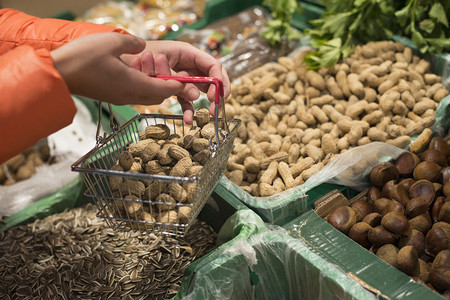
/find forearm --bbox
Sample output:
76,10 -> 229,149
0,8 -> 129,55
0,45 -> 76,163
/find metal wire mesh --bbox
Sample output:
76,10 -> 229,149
72,113 -> 240,237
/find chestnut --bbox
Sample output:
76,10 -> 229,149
395,151 -> 420,177
370,162 -> 399,188
381,200 -> 405,216
429,268 -> 450,292
376,244 -> 399,267
432,196 -> 446,222
398,178 -> 416,193
327,206 -> 357,235
425,222 -> 450,257
398,229 -> 425,257
420,149 -> 447,166
439,202 -> 450,223
418,259 -> 431,282
444,181 -> 450,198
432,250 -> 450,269
409,179 -> 436,205
348,222 -> 373,249
362,212 -> 382,227
373,198 -> 392,214
442,167 -> 450,185
390,184 -> 410,207
381,180 -> 396,199
368,225 -> 396,248
405,197 -> 429,219
381,211 -> 410,236
351,199 -> 372,221
397,245 -> 419,276
429,136 -> 450,157
443,290 -> 450,300
413,161 -> 442,182
434,182 -> 443,194
409,213 -> 432,234
367,186 -> 382,203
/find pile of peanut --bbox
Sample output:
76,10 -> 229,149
0,143 -> 52,186
224,40 -> 449,197
109,108 -> 216,227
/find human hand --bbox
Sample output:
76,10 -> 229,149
50,32 -> 188,106
123,40 -> 230,124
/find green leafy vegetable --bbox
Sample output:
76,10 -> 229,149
304,0 -> 450,69
304,0 -> 397,69
396,0 -> 450,54
261,0 -> 302,47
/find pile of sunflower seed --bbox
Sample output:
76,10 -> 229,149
0,203 -> 217,299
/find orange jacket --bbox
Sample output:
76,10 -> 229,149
0,9 -> 128,163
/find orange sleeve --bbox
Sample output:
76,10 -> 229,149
0,9 -> 131,163
0,8 -> 129,54
0,46 -> 75,163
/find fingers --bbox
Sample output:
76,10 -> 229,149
178,97 -> 194,125
129,56 -> 141,70
112,34 -> 146,56
209,102 -> 217,119
141,51 -> 155,76
154,54 -> 172,75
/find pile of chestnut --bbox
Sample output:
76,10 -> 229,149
324,136 -> 450,297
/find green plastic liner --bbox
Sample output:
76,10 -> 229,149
174,220 -> 377,299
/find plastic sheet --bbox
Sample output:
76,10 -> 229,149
0,98 -> 96,218
430,95 -> 450,137
302,142 -> 407,193
175,210 -> 378,299
0,176 -> 86,232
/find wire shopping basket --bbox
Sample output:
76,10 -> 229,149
72,76 -> 241,237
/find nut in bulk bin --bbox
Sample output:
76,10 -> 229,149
72,76 -> 241,237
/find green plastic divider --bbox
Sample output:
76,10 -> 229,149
218,176 -> 309,225
76,96 -> 139,135
50,10 -> 76,20
299,0 -> 326,9
291,1 -> 324,31
283,211 -> 445,300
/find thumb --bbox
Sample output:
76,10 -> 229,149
111,33 -> 146,56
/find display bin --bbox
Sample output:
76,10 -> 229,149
282,210 -> 445,300
207,30 -> 450,225
173,222 -> 378,299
